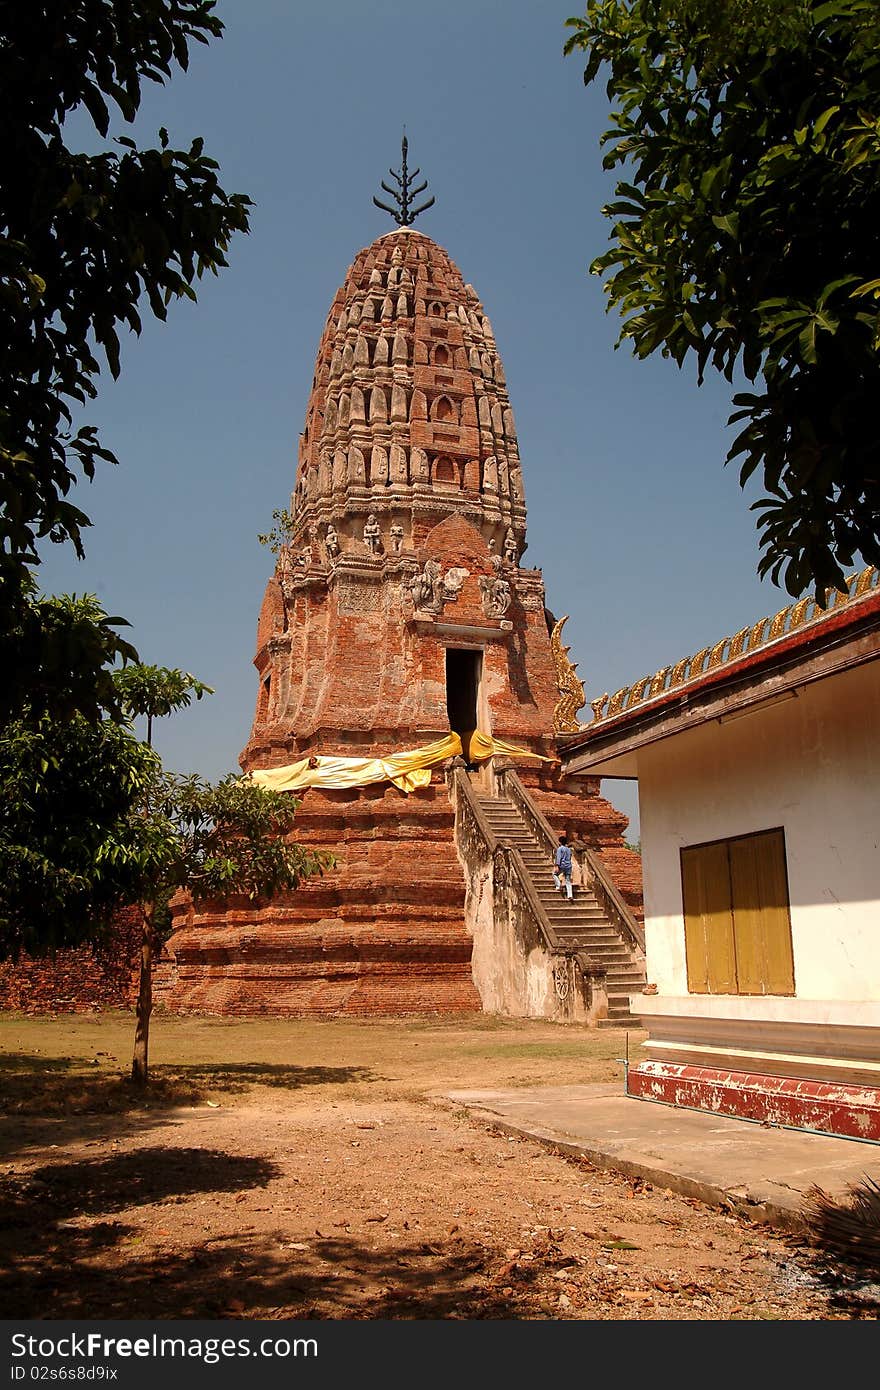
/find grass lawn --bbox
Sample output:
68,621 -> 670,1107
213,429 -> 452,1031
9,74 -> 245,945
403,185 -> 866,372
0,1010 -> 647,1114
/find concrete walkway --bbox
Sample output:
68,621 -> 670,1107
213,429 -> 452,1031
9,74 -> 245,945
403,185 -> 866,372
444,1083 -> 880,1230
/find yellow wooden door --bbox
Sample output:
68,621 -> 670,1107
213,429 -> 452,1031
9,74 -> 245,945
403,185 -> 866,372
729,830 -> 795,995
681,841 -> 737,993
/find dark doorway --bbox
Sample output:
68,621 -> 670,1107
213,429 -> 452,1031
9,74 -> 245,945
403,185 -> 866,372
446,648 -> 482,761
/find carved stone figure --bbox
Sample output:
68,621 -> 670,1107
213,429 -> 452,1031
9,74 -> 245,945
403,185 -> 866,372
363,513 -> 382,553
409,558 -> 443,612
503,527 -> 518,564
480,571 -> 512,619
325,523 -> 340,559
407,559 -> 470,614
442,567 -> 469,601
389,523 -> 404,552
276,544 -> 296,598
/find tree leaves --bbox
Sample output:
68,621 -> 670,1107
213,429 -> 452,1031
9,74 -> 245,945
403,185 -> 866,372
0,2 -> 252,718
0,652 -> 329,961
567,0 -> 880,595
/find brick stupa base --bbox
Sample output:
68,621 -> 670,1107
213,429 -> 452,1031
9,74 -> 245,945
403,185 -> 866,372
154,780 -> 479,1016
154,769 -> 640,1017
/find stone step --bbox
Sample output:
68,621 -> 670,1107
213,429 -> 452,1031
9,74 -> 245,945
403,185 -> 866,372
552,944 -> 632,959
538,899 -> 603,911
551,949 -> 631,962
545,931 -> 619,943
539,899 -> 603,912
550,933 -> 627,943
548,927 -> 625,941
543,913 -> 608,922
556,949 -> 633,963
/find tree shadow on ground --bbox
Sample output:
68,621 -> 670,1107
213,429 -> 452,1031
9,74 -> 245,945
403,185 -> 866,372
0,1053 -> 373,1114
0,1054 -> 374,1157
0,1221 -> 547,1320
0,1129 -> 552,1320
4,1146 -> 280,1220
152,1061 -> 375,1096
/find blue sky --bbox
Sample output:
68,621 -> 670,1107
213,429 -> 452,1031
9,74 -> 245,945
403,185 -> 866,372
40,1 -> 795,839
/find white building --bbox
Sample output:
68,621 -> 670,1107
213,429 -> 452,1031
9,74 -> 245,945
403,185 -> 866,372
561,567 -> 880,1142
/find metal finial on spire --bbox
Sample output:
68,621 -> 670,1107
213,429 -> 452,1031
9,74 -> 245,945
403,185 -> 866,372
372,133 -> 435,226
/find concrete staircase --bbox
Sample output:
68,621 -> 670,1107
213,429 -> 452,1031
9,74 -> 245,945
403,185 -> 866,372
473,791 -> 646,1028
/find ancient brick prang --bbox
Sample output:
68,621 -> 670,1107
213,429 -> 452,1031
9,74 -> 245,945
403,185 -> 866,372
158,226 -> 642,1017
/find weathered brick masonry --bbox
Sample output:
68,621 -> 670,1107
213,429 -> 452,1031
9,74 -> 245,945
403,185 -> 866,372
0,908 -> 139,1013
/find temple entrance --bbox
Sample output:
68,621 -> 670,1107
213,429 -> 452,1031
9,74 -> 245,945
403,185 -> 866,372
446,647 -> 483,763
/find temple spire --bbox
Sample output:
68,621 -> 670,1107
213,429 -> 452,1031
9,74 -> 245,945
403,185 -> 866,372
372,133 -> 435,226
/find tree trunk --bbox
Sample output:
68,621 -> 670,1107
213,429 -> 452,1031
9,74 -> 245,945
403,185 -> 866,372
131,900 -> 155,1086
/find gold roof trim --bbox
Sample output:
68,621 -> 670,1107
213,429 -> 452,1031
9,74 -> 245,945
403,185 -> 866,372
587,566 -> 878,727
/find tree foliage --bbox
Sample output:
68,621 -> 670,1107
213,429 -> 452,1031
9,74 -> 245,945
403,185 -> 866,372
0,656 -> 331,1081
104,771 -> 329,912
0,706 -> 160,959
114,663 -> 213,744
565,0 -> 880,596
0,1 -> 250,709
0,584 -> 138,726
256,508 -> 295,556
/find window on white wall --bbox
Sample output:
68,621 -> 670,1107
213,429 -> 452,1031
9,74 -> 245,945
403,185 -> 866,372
681,828 -> 795,996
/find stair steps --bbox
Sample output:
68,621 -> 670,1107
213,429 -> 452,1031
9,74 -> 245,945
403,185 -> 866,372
474,790 -> 646,1025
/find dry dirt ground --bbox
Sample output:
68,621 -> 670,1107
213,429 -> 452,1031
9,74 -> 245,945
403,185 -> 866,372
0,1011 -> 876,1321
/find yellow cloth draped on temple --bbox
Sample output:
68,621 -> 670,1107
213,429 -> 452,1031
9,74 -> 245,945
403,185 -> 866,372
248,730 -> 554,794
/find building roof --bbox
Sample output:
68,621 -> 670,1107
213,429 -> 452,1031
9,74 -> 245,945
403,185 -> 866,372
560,566 -> 880,776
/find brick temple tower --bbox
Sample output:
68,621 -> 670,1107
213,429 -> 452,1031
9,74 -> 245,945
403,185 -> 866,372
158,184 -> 644,1018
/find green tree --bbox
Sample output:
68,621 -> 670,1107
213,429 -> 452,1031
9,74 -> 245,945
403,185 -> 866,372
0,702 -> 160,959
109,771 -> 328,1085
0,584 -> 138,727
565,0 -> 880,597
115,663 -> 213,746
1,0 -> 251,714
0,658 -> 329,1084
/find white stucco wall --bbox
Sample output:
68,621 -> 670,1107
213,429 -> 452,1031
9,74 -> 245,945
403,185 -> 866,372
638,659 -> 880,1003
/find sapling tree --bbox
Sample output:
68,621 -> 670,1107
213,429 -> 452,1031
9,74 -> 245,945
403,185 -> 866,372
105,771 -> 328,1085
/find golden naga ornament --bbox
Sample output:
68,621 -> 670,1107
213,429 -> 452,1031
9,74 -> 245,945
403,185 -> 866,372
550,615 -> 586,732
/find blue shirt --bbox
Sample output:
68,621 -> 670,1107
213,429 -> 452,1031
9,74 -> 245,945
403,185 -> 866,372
555,844 -> 573,873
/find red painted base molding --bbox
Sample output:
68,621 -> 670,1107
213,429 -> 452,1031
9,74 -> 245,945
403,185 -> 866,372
627,1060 -> 880,1143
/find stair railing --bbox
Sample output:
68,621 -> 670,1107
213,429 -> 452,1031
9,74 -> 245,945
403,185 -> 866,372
451,768 -> 608,1022
454,769 -> 564,955
502,769 -> 646,957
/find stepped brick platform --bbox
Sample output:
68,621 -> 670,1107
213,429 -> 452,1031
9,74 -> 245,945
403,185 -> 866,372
155,781 -> 480,1016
